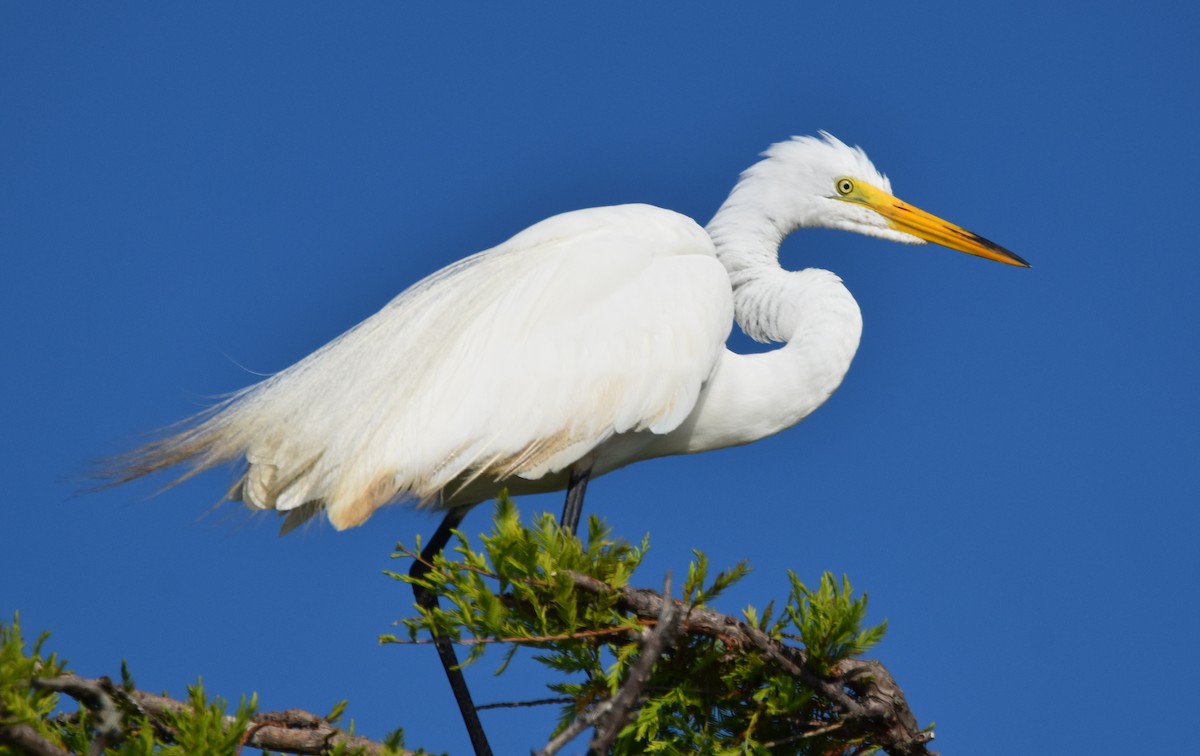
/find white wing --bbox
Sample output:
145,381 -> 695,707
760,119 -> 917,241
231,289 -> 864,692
119,204 -> 732,529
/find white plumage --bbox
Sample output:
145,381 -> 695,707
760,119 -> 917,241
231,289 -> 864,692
109,133 -> 1026,530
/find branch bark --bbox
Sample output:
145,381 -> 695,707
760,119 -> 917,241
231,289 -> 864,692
14,574 -> 932,756
534,574 -> 683,756
586,573 -> 679,755
26,673 -> 409,756
0,723 -> 72,756
565,571 -> 938,756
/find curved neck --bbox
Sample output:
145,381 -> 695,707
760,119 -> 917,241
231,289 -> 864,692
707,186 -> 791,308
643,196 -> 864,456
707,188 -> 861,344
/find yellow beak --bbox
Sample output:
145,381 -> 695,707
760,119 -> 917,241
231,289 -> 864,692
845,181 -> 1030,268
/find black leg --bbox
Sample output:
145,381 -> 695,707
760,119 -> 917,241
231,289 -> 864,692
410,508 -> 493,756
560,460 -> 594,535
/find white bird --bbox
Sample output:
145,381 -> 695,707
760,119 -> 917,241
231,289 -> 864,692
110,132 -> 1025,535
106,132 -> 1026,755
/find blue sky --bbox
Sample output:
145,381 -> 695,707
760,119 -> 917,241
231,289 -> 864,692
3,3 -> 1197,754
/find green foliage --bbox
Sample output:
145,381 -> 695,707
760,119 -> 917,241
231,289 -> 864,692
390,496 -> 892,754
325,698 -> 349,723
1,613 -> 69,748
0,613 -> 396,755
787,572 -> 887,676
4,498 -> 904,755
388,496 -> 648,669
1,612 -> 256,756
158,680 -> 255,755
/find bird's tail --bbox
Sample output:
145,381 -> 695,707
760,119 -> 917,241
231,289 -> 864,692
92,387 -> 365,533
95,398 -> 230,477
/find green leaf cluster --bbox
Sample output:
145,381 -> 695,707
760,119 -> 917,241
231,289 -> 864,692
1,613 -> 398,755
1,612 -> 67,748
787,572 -> 887,676
1,612 -> 257,755
95,679 -> 257,756
390,496 -> 892,754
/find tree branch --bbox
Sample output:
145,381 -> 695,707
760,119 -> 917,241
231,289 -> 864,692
32,675 -> 123,755
0,723 -> 72,756
587,573 -> 679,755
565,571 -> 938,756
533,573 -> 681,756
30,673 -> 410,756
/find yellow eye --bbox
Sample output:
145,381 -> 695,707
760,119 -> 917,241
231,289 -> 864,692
836,178 -> 855,196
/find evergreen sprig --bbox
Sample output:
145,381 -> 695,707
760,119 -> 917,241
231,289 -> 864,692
0,613 -> 68,748
2,498 -> 924,755
388,496 -> 898,754
0,614 -> 407,755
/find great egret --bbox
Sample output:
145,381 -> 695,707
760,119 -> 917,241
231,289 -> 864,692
106,132 -> 1027,755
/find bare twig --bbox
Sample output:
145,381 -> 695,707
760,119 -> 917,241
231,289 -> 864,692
475,696 -> 573,711
534,696 -> 613,756
535,573 -> 683,756
759,720 -> 845,749
388,623 -> 640,646
587,572 -> 680,755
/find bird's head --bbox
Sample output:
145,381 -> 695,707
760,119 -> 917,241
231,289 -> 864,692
722,132 -> 1029,268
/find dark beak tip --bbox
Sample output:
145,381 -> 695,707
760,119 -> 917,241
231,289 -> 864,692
1006,250 -> 1032,268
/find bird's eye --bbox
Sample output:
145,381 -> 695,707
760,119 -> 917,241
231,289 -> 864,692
836,178 -> 855,196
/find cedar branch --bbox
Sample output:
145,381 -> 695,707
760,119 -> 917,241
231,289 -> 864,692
564,571 -> 938,756
28,673 -> 409,756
